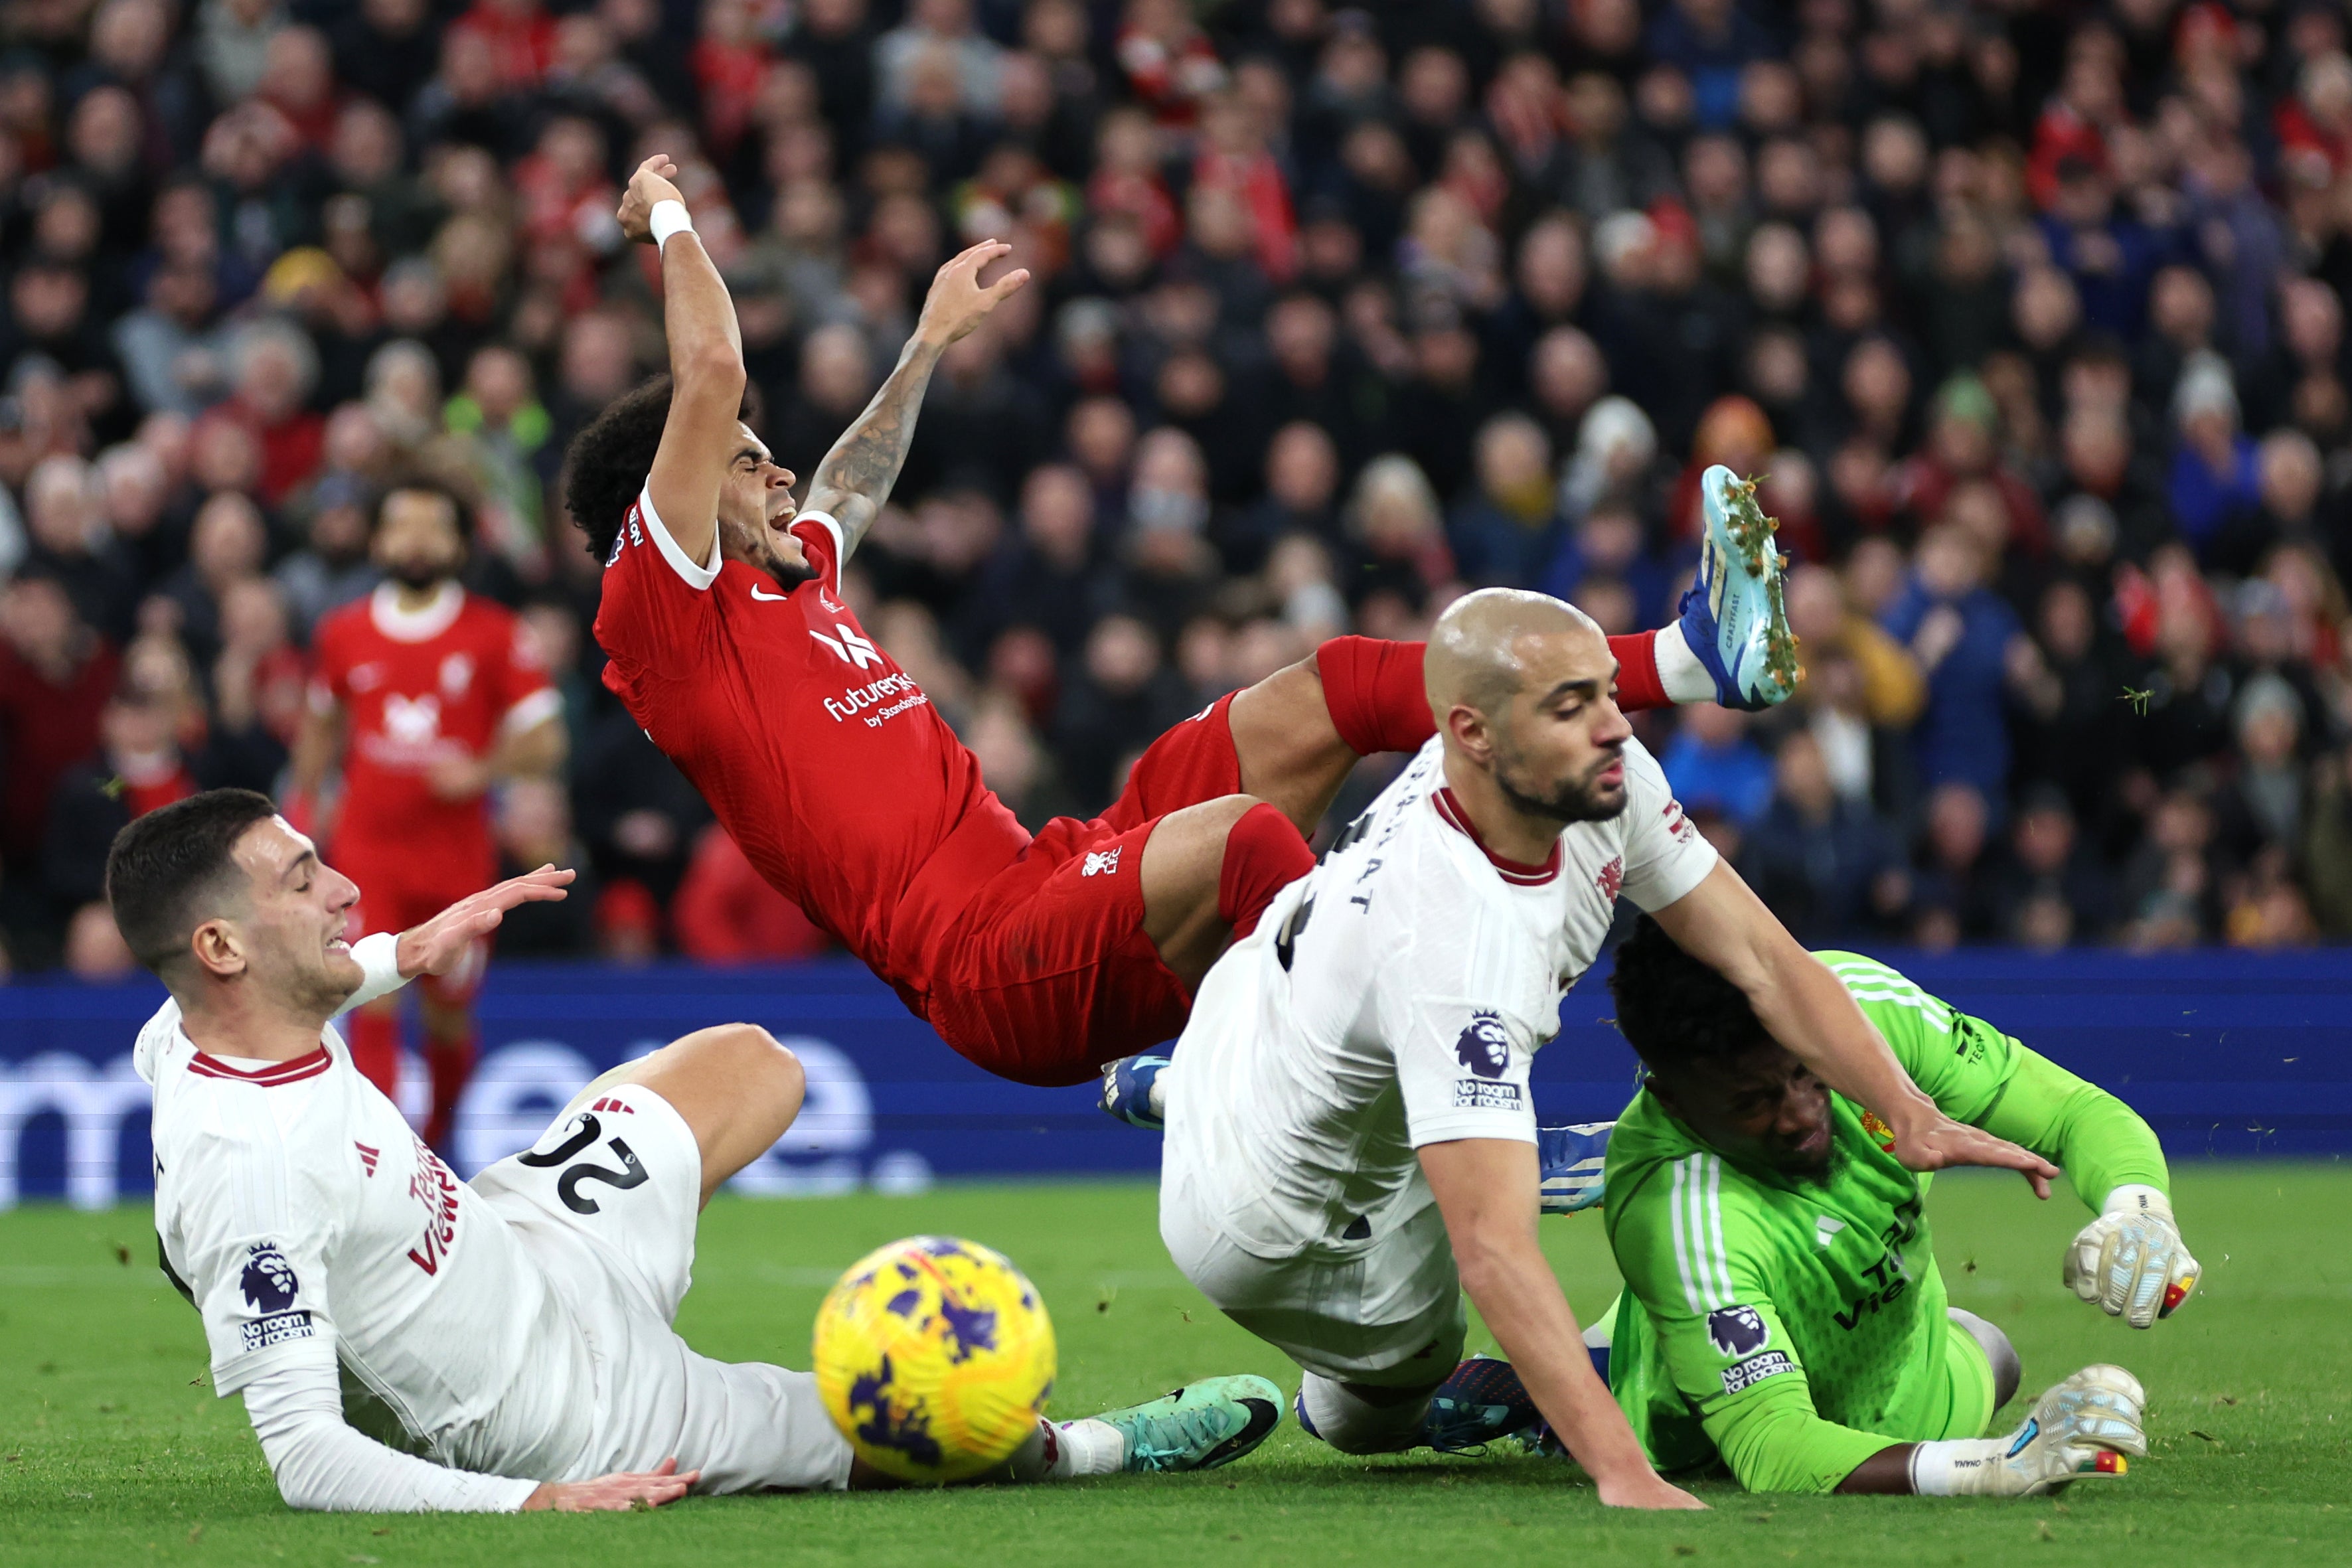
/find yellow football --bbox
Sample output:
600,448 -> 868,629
812,1235 -> 1058,1483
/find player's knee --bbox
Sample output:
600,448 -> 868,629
1296,1370 -> 1439,1455
1949,1307 -> 2020,1410
702,1023 -> 806,1124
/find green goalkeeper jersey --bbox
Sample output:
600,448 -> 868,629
1599,951 -> 2171,1494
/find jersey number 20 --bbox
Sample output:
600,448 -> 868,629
515,1111 -> 649,1215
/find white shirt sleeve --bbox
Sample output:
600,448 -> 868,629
1616,740 -> 1719,911
241,1361 -> 540,1512
1383,898 -> 1539,1150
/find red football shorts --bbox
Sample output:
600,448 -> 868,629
924,694 -> 1246,1087
336,837 -> 493,1010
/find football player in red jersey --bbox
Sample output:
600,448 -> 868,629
291,481 -> 566,1144
565,155 -> 1763,1089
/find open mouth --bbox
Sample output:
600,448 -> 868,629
326,936 -> 351,957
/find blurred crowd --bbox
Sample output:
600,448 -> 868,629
3,0 -> 2352,980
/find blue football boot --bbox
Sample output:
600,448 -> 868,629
1417,1356 -> 1541,1454
1098,1054 -> 1170,1130
1676,464 -> 1800,710
1537,1121 -> 1614,1215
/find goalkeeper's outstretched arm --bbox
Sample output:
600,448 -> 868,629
1968,1044 -> 2198,1326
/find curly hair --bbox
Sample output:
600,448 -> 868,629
560,376 -> 764,564
1607,915 -> 1772,1075
562,375 -> 676,566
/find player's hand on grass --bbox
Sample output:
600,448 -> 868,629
1595,1471 -> 1707,1510
1911,1366 -> 2146,1497
615,155 -> 684,244
523,1457 -> 699,1512
1883,1110 -> 2058,1200
396,866 -> 576,978
2066,1185 -> 2198,1326
913,240 -> 1030,349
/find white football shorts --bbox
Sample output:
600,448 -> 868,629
471,1082 -> 853,1492
1160,1166 -> 1467,1389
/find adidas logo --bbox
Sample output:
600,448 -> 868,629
354,1142 -> 379,1176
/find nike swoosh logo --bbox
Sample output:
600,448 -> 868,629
749,585 -> 791,601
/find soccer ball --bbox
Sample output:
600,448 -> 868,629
812,1235 -> 1058,1483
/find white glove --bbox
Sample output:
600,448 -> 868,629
2065,1184 -> 2198,1328
1910,1365 -> 2148,1498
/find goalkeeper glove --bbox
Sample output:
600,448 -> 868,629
2065,1184 -> 2198,1327
1909,1364 -> 2147,1498
1099,1054 -> 1170,1131
1537,1122 -> 1613,1214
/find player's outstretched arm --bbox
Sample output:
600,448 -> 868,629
1420,1138 -> 1705,1510
619,153 -> 744,569
1836,1366 -> 2147,1496
1652,864 -> 2058,1195
801,240 -> 1030,556
394,866 -> 575,979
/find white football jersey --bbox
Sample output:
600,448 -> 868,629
1163,734 -> 1716,1259
140,1002 -> 595,1480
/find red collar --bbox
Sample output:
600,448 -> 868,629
1432,788 -> 1561,886
189,1047 -> 333,1087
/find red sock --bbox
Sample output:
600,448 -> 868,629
1316,637 -> 1435,756
422,1030 -> 477,1153
1608,630 -> 1668,713
345,1005 -> 401,1097
1218,802 -> 1316,939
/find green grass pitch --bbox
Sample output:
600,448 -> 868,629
3,1166 -> 2347,1568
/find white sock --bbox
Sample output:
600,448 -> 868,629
1297,1371 -> 1431,1455
1654,621 -> 1715,704
1005,1417 -> 1125,1481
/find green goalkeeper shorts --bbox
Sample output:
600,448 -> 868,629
1930,1310 -> 2001,1441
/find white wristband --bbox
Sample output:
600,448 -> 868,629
353,931 -> 403,994
649,199 -> 694,251
2103,1183 -> 2171,1219
1909,1438 -> 2004,1496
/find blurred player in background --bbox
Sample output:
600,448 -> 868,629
291,481 -> 564,1148
1585,918 -> 2189,1496
566,155 -> 1797,1093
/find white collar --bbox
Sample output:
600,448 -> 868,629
368,580 -> 465,642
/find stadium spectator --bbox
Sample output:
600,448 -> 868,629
0,0 -> 2343,978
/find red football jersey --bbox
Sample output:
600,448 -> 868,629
311,583 -> 560,884
593,489 -> 1026,1015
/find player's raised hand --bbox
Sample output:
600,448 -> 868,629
2065,1185 -> 2199,1327
616,154 -> 685,244
524,1456 -> 700,1512
1883,1111 -> 2058,1200
913,240 -> 1031,349
396,865 -> 575,978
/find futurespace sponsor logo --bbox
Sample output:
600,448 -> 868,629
822,672 -> 927,726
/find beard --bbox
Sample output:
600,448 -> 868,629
759,549 -> 820,589
1494,742 -> 1630,825
385,557 -> 454,591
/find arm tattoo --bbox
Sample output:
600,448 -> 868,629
800,339 -> 945,554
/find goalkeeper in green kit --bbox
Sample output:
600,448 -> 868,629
1569,917 -> 2195,1498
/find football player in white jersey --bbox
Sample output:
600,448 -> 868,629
1153,589 -> 2059,1510
112,789 -> 1281,1513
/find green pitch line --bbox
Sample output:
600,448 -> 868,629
2,1166 -> 2347,1568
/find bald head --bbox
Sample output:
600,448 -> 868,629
1426,588 -> 1632,830
1427,588 -> 1605,718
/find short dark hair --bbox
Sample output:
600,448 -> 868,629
104,789 -> 279,976
371,475 -> 473,540
1607,915 -> 1772,1076
560,374 -> 758,565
